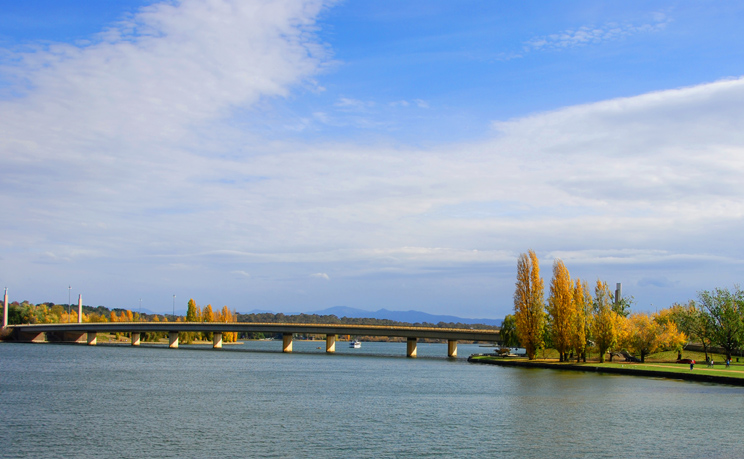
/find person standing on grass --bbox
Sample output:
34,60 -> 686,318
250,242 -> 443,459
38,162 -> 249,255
690,360 -> 695,371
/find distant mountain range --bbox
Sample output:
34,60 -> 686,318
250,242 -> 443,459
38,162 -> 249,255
244,306 -> 502,327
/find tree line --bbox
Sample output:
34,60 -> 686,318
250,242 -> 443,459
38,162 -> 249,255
503,249 -> 744,362
5,299 -> 239,343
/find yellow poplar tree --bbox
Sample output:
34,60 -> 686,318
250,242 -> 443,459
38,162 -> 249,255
514,250 -> 545,360
547,259 -> 575,362
571,279 -> 591,362
218,306 -> 237,343
203,305 -> 214,322
202,304 -> 214,341
195,305 -> 203,340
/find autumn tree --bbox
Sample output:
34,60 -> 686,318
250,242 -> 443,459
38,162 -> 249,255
622,312 -> 686,362
697,287 -> 744,361
217,306 -> 237,343
591,280 -> 621,363
571,279 -> 591,362
547,259 -> 575,362
514,250 -> 545,360
203,304 -> 214,322
202,304 -> 215,341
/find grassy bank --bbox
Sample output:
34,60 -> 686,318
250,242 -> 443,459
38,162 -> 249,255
469,350 -> 744,386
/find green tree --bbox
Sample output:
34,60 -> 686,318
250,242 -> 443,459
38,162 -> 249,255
668,301 -> 713,361
186,299 -> 198,322
591,280 -> 620,363
500,314 -> 519,347
697,287 -> 744,361
513,250 -> 545,360
180,299 -> 199,344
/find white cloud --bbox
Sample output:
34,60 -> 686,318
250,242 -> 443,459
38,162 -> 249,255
1,0 -> 743,314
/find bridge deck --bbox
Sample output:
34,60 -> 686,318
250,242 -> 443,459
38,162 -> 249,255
8,322 -> 500,342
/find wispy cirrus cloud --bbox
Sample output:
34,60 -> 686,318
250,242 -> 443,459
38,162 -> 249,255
525,13 -> 671,51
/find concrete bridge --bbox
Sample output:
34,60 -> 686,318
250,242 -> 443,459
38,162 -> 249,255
5,322 -> 500,357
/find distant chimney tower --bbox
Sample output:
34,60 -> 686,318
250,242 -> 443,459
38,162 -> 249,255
615,283 -> 622,305
78,294 -> 83,323
2,288 -> 7,328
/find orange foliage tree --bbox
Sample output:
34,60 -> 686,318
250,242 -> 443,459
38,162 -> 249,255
547,259 -> 575,362
514,250 -> 545,360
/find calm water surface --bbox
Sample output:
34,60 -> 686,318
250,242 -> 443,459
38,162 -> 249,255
2,341 -> 743,458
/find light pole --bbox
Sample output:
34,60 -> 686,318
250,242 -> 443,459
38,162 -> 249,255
68,286 -> 71,323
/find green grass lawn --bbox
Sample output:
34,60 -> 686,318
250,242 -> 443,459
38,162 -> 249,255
472,349 -> 744,380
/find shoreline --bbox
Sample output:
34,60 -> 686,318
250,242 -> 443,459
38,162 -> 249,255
467,355 -> 744,387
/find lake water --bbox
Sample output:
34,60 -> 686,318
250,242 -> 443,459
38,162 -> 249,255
2,340 -> 743,458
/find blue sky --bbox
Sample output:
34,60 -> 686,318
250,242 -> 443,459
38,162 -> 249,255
2,0 -> 744,318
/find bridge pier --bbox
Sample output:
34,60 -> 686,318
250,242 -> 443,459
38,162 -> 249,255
169,332 -> 179,349
448,339 -> 458,357
131,332 -> 141,346
326,334 -> 336,353
282,333 -> 293,353
87,332 -> 97,346
213,332 -> 223,349
407,337 -> 417,358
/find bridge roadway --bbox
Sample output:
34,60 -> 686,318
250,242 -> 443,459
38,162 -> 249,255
7,322 -> 500,357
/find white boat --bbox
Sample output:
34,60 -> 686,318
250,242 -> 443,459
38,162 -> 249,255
349,340 -> 361,349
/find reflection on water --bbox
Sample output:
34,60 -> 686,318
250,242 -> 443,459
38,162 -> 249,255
1,341 -> 743,458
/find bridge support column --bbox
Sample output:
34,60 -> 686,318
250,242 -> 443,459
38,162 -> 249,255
282,333 -> 293,353
131,332 -> 141,346
213,332 -> 223,349
169,332 -> 179,349
448,339 -> 457,357
87,332 -> 97,346
326,334 -> 336,353
407,337 -> 417,358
